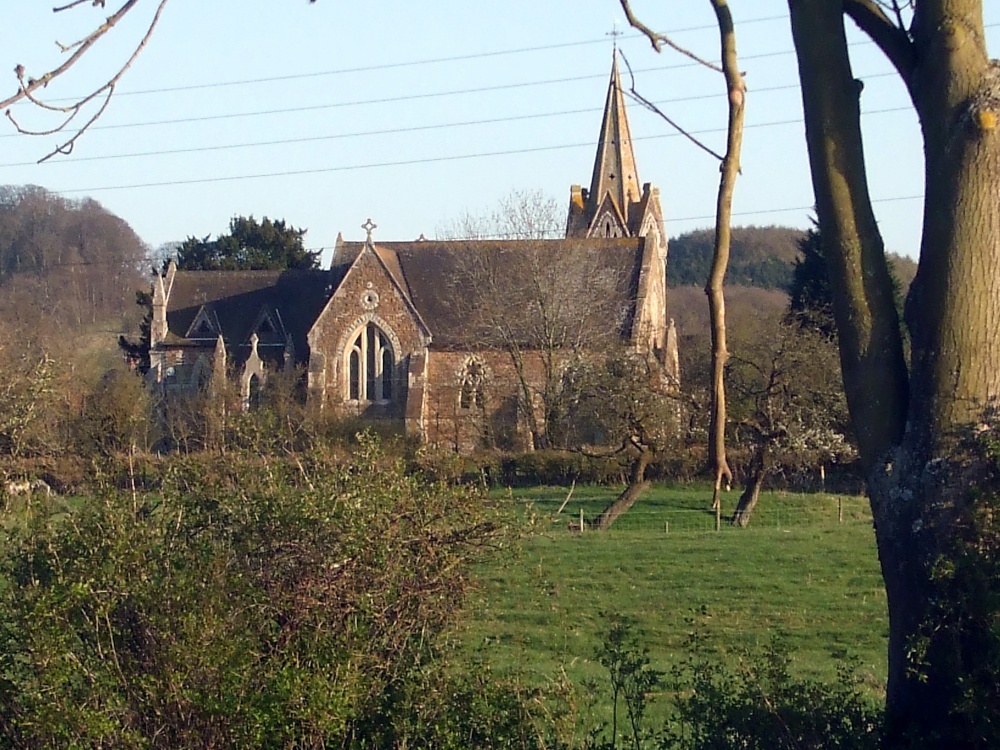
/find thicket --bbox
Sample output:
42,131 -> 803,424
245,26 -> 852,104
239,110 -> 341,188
0,436 -> 523,748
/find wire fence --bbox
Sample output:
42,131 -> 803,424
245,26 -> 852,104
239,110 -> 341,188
522,493 -> 873,535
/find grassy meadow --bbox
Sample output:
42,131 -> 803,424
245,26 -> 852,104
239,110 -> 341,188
459,483 -> 888,699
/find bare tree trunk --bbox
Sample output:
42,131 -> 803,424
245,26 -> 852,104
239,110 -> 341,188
507,343 -> 546,450
730,446 -> 767,528
592,447 -> 652,531
619,0 -> 743,511
707,0 -> 743,512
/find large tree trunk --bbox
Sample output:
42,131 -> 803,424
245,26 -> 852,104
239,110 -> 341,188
592,447 -> 652,531
790,1 -> 1000,742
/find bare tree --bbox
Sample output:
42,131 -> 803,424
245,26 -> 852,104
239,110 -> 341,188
436,189 -> 562,241
726,313 -> 850,527
0,348 -> 57,459
619,0 -> 745,522
0,186 -> 148,332
452,240 -> 629,450
560,350 -> 678,531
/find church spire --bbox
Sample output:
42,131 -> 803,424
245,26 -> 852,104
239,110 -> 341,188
588,51 -> 641,219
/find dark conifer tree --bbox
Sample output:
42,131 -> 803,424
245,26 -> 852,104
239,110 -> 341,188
174,216 -> 318,271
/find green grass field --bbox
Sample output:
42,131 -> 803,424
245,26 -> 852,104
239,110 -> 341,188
459,483 -> 888,699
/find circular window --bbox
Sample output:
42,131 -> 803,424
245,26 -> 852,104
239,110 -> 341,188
361,288 -> 380,310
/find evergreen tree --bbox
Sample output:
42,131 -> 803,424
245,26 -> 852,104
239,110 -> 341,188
175,216 -> 318,271
117,290 -> 152,374
788,222 -> 907,345
787,224 -> 836,340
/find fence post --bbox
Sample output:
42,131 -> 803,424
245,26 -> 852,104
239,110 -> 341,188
580,507 -> 584,533
838,497 -> 844,524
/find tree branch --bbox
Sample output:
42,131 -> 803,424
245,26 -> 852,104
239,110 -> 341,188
844,0 -> 916,90
706,0 -> 745,509
2,0 -> 171,161
788,0 -> 908,470
618,0 -> 723,72
619,53 -> 725,162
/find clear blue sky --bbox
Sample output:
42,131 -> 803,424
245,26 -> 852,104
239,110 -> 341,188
2,1 -> 998,262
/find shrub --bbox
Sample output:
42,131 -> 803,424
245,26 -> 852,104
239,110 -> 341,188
0,435 -> 512,748
662,635 -> 882,750
74,367 -> 153,457
500,451 -> 628,487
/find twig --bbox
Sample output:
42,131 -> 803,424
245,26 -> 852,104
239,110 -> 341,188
620,52 -> 725,162
53,1 -> 105,12
618,0 -> 723,72
556,478 -> 577,515
3,0 -> 172,161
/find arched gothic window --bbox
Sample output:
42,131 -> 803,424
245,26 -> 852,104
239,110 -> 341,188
459,358 -> 487,410
248,373 -> 263,410
192,356 -> 211,392
593,211 -> 622,239
347,322 -> 394,402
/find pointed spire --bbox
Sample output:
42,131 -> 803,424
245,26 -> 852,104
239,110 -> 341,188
212,334 -> 227,381
588,51 -> 641,219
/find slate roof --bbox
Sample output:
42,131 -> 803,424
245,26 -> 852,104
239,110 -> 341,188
165,267 -> 344,365
335,237 -> 647,349
163,234 -> 648,361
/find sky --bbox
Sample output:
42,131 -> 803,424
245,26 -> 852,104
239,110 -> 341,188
1,1 -> 998,264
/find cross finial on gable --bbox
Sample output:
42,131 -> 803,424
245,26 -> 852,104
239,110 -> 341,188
362,218 -> 377,243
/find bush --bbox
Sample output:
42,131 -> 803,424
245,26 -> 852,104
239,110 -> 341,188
0,435 -> 513,748
662,636 -> 882,750
74,367 -> 153,457
499,451 -> 628,487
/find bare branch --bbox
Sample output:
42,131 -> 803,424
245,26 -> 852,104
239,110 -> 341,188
2,0 -> 171,161
706,0 -> 746,511
618,0 -> 723,72
53,1 -> 105,12
887,0 -> 907,31
844,0 -> 916,87
619,52 -> 725,163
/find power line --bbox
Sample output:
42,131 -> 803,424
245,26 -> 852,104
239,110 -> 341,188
0,80 -> 817,168
51,15 -> 792,101
1,56 -> 760,138
0,70 -> 901,166
3,30 -> 923,141
23,14 -> 970,136
47,12 -> 994,103
53,104 -> 913,195
6,18 -> 996,151
671,194 -> 922,226
96,14 -> 992,101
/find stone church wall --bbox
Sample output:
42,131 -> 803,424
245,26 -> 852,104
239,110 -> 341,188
306,250 -> 425,421
423,349 -> 555,453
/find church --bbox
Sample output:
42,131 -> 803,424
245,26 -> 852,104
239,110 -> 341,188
146,54 -> 678,452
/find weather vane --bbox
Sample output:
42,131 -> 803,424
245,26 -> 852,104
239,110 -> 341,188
607,20 -> 623,51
